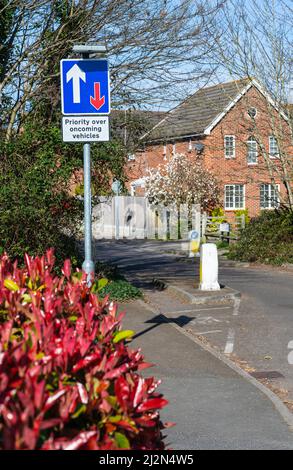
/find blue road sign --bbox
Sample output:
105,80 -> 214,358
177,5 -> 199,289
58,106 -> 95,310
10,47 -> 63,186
60,59 -> 110,115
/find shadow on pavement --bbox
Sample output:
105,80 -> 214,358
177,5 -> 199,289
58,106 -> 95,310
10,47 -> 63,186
132,314 -> 195,340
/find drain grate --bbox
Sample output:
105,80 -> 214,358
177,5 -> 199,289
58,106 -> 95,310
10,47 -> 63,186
250,370 -> 284,380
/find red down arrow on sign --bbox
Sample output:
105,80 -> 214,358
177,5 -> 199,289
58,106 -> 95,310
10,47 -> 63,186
90,82 -> 105,110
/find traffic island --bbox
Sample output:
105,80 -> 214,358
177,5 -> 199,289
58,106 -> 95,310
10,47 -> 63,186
152,277 -> 240,305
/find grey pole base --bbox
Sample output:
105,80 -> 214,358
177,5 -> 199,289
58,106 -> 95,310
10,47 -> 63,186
82,259 -> 95,285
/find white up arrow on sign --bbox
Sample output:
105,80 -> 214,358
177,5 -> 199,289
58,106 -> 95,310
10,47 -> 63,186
66,64 -> 86,104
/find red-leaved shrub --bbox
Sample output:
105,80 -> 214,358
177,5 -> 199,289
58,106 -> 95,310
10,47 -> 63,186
0,250 -> 169,450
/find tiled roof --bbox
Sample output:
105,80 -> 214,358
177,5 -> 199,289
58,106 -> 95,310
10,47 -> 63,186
145,78 -> 251,142
111,109 -> 167,146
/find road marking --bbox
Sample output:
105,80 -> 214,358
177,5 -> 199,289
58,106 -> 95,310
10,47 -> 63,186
195,330 -> 222,335
288,340 -> 293,365
233,297 -> 241,316
167,306 -> 232,314
191,316 -> 223,325
224,328 -> 235,354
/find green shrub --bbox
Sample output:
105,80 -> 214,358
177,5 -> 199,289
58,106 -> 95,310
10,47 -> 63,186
235,209 -> 250,225
94,262 -> 142,301
208,207 -> 226,232
0,126 -> 83,268
100,280 -> 143,301
95,261 -> 121,280
0,120 -> 126,268
216,240 -> 230,249
228,209 -> 293,265
211,207 -> 225,218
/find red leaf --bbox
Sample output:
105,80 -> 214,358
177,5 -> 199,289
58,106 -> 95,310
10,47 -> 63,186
72,352 -> 101,373
34,380 -> 45,409
23,426 -> 37,449
137,362 -> 154,370
24,253 -> 32,277
62,259 -> 71,279
116,420 -> 137,432
63,430 -> 98,450
39,418 -> 62,430
44,389 -> 66,412
115,376 -> 129,409
77,382 -> 88,404
132,377 -> 145,408
136,398 -> 169,413
104,363 -> 130,380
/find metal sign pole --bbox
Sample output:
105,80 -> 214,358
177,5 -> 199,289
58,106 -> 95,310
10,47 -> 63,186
82,142 -> 94,284
60,44 -> 109,285
81,51 -> 94,285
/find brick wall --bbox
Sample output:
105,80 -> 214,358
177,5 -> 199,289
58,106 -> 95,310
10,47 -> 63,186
126,85 -> 292,218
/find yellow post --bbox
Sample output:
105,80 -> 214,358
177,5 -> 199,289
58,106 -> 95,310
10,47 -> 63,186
188,230 -> 200,257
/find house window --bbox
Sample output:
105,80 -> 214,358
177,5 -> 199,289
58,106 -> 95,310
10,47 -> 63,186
269,136 -> 279,158
224,135 -> 235,158
225,184 -> 245,209
260,184 -> 279,209
247,136 -> 258,164
127,154 -> 136,161
248,107 -> 257,118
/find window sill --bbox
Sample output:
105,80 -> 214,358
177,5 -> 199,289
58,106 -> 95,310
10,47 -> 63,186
247,162 -> 258,166
224,208 -> 245,211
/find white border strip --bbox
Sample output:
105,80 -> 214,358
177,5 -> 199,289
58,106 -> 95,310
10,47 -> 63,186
60,58 -> 111,116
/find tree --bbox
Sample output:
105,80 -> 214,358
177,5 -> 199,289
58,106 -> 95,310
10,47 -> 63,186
210,0 -> 293,208
0,0 -> 225,261
145,153 -> 220,210
0,117 -> 126,264
0,0 -> 225,142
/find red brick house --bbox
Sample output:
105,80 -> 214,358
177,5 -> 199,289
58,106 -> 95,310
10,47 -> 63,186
126,78 -> 293,218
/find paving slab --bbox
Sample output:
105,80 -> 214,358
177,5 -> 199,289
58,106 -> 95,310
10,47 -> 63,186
153,277 -> 240,305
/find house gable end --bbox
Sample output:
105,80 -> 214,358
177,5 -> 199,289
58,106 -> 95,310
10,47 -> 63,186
205,79 -> 289,136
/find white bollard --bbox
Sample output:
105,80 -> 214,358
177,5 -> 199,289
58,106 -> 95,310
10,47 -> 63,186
199,243 -> 220,291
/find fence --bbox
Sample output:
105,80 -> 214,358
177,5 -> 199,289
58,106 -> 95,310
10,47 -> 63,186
92,196 -> 201,240
201,213 -> 245,242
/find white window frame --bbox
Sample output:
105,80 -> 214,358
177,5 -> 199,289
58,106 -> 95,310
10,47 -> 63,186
260,183 -> 280,209
247,136 -> 258,165
127,153 -> 136,161
269,135 -> 279,159
224,184 -> 245,210
224,135 -> 235,158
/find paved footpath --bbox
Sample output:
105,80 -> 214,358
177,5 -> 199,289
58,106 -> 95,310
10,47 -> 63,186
122,300 -> 293,449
